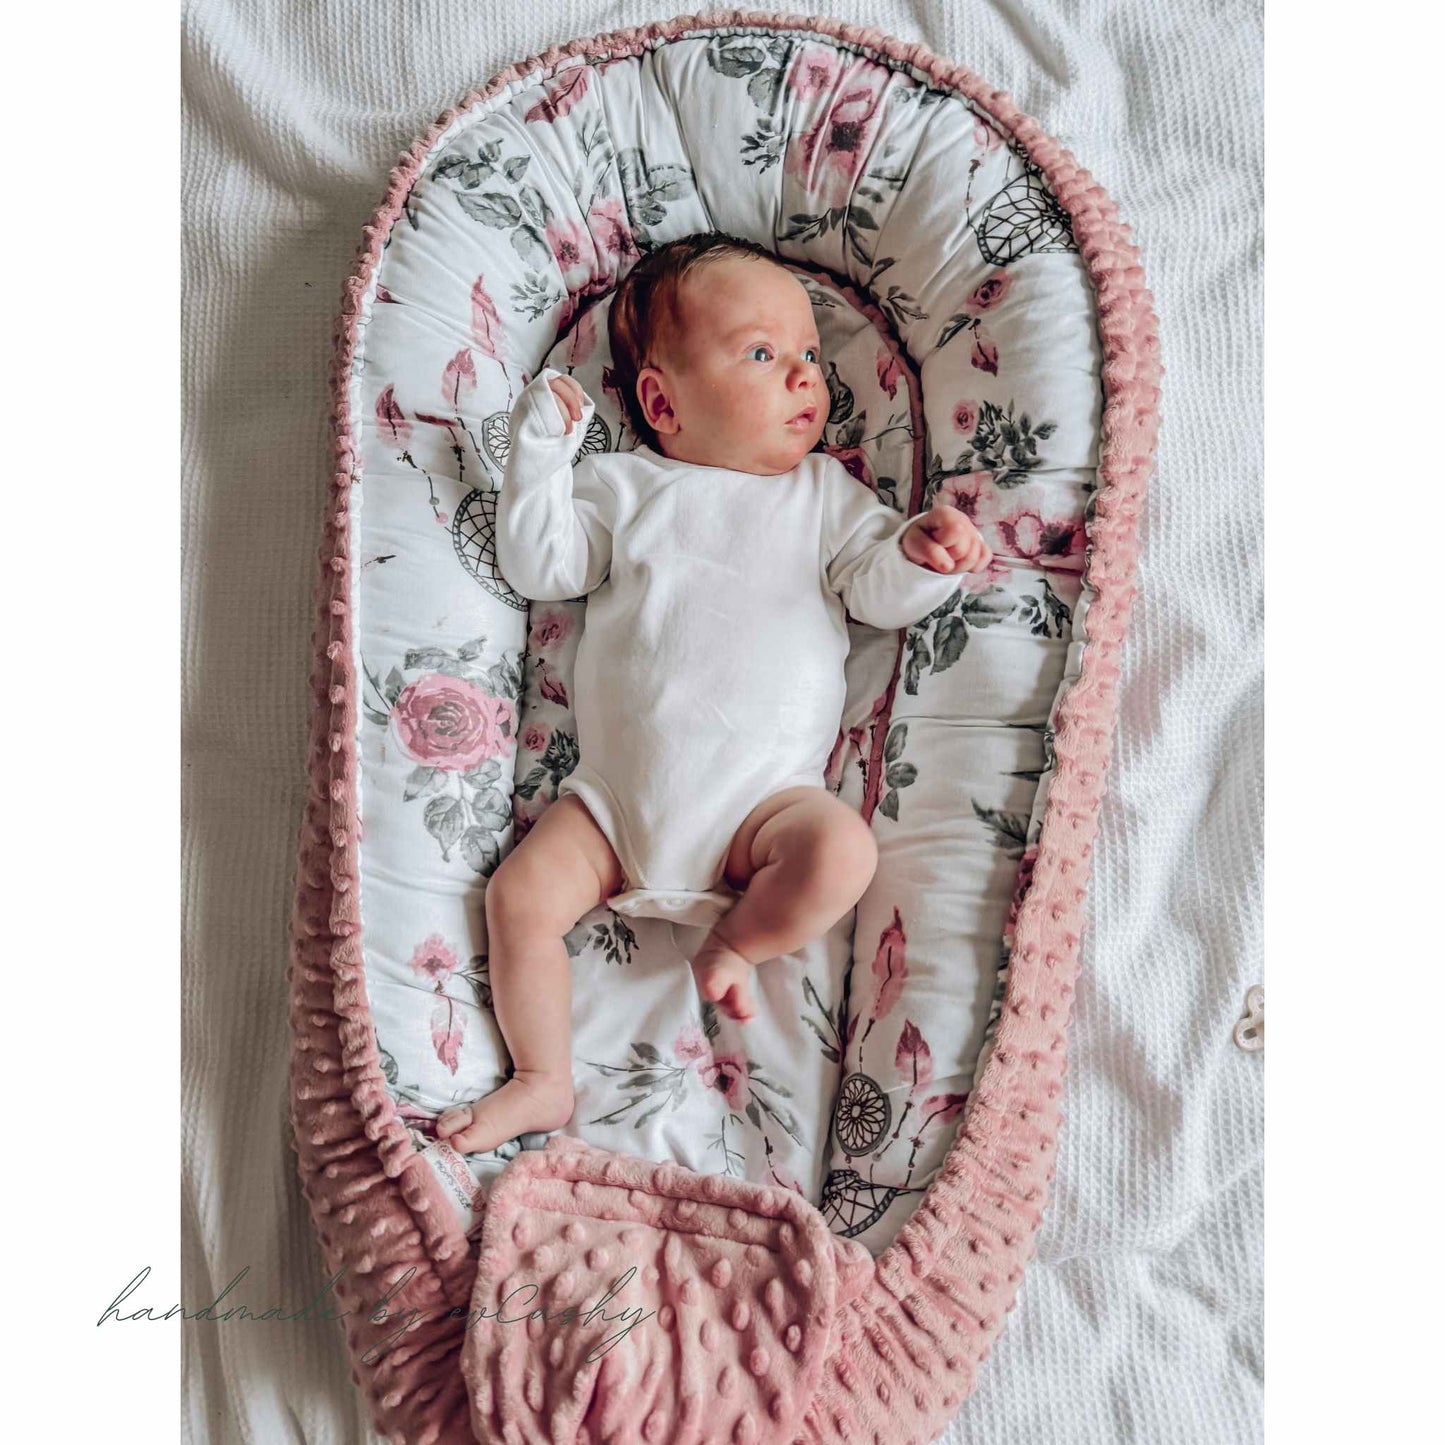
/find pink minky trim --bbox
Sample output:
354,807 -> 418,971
286,10 -> 1163,1443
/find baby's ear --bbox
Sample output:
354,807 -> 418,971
637,366 -> 678,435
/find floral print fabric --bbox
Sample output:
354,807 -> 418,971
348,29 -> 1098,1252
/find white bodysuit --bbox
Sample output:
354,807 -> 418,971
495,368 -> 961,931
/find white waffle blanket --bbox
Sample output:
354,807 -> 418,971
181,3 -> 1263,1441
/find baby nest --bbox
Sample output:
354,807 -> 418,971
287,10 -> 1161,1444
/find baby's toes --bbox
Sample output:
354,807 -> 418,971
696,967 -> 728,1003
441,1112 -> 501,1155
723,981 -> 756,1023
443,1125 -> 489,1154
436,1105 -> 474,1140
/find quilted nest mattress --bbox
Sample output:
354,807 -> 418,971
287,11 -> 1160,1442
353,27 -> 1097,1251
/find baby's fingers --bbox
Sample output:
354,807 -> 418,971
907,529 -> 955,573
547,378 -> 583,430
965,537 -> 992,571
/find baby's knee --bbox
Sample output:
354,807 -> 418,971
795,806 -> 878,901
485,845 -> 553,936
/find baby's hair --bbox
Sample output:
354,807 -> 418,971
607,231 -> 784,450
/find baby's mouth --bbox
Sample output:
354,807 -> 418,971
786,405 -> 817,429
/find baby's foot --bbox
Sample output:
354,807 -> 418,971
690,934 -> 756,1022
435,1069 -> 575,1156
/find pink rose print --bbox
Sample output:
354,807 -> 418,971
698,1052 -> 750,1110
952,400 -> 979,436
593,1029 -> 782,1131
547,199 -> 637,300
787,42 -> 846,98
409,933 -> 460,983
935,471 -> 991,517
529,608 -> 573,651
673,1024 -> 711,1065
964,270 -> 1012,314
587,196 -> 639,276
784,48 -> 894,209
391,674 -> 513,771
545,216 -> 597,293
824,443 -> 875,490
519,722 -> 552,755
876,347 -> 902,399
996,510 -> 1084,566
973,118 -> 1004,152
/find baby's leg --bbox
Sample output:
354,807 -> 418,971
436,795 -> 623,1154
690,786 -> 878,1022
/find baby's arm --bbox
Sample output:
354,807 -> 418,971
820,459 -> 977,629
495,367 -> 615,601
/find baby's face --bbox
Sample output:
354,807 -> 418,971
636,257 -> 828,476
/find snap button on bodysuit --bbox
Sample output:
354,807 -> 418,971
1233,985 -> 1263,1052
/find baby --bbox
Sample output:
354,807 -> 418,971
437,234 -> 992,1155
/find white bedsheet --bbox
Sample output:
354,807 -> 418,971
180,2 -> 1263,1442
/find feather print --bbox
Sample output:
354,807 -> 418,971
430,998 -> 464,1074
920,1093 -> 968,1128
861,907 -> 908,1050
523,65 -> 592,125
565,304 -> 598,369
876,346 -> 901,398
538,666 -> 569,709
442,348 -> 476,408
375,385 -> 411,444
469,276 -> 506,363
894,1019 -> 933,1093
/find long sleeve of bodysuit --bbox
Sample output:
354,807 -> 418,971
495,367 -> 616,601
820,458 -> 963,629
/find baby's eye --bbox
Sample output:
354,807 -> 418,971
803,347 -> 819,363
750,345 -> 773,362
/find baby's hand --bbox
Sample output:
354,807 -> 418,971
901,504 -> 993,575
547,373 -> 591,433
